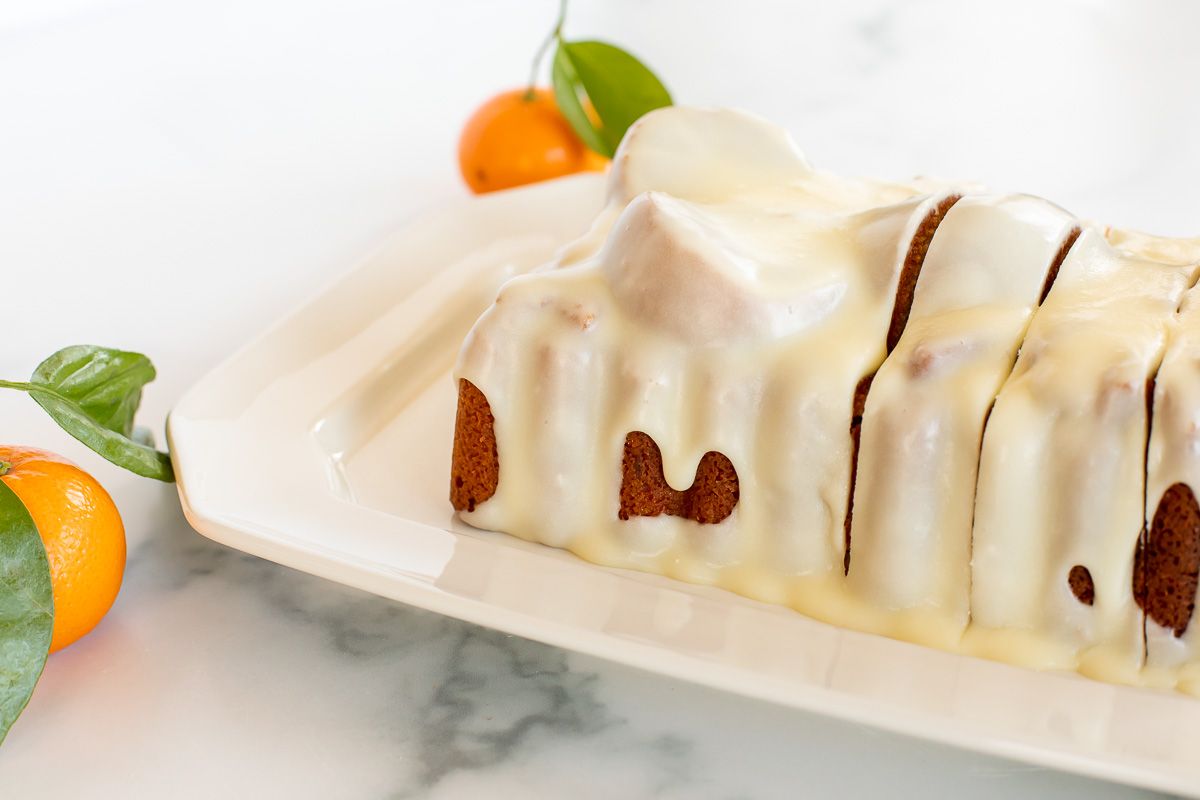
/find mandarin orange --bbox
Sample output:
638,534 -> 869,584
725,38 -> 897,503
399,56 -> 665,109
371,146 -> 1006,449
458,87 -> 606,194
0,446 -> 125,653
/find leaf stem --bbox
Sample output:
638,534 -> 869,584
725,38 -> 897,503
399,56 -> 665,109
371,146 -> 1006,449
0,378 -> 130,426
526,0 -> 568,100
0,380 -> 75,406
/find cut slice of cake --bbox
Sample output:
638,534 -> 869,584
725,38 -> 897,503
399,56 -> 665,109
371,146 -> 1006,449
843,195 -> 1077,642
968,228 -> 1197,679
1135,236 -> 1200,690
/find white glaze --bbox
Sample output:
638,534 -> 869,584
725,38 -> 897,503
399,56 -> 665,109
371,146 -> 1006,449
1135,235 -> 1200,690
968,228 -> 1197,679
453,105 -> 1200,692
845,195 -> 1076,633
457,107 -> 953,585
1105,228 -> 1200,267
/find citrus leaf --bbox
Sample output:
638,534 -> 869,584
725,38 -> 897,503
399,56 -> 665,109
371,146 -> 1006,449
0,478 -> 53,746
28,346 -> 174,482
553,39 -> 672,158
31,346 -> 154,437
552,47 -> 611,157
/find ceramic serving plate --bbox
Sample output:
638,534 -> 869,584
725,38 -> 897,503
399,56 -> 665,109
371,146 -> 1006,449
169,173 -> 1200,797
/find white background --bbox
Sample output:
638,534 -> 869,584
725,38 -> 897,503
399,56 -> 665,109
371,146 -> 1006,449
0,0 -> 1196,796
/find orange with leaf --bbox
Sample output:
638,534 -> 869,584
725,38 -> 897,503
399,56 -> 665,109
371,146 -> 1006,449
0,346 -> 172,743
458,0 -> 673,193
0,446 -> 125,654
458,88 -> 606,194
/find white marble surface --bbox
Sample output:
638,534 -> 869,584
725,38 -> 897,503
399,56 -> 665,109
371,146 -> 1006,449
0,0 -> 1197,796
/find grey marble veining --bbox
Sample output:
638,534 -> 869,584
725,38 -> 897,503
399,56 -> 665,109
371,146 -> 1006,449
1,497 -> 1157,798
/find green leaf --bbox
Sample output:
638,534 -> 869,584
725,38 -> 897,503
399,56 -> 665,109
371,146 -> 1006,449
31,346 -> 154,437
552,40 -> 673,158
28,346 -> 174,482
552,47 -> 611,157
0,479 -> 53,746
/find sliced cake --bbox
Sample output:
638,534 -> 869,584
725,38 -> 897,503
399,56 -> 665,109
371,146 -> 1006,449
968,228 -> 1197,679
1134,236 -> 1200,689
448,105 -> 1200,694
843,195 -> 1077,641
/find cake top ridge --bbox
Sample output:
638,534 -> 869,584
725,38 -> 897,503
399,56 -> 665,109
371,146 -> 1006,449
1104,227 -> 1200,267
544,107 -> 960,348
608,106 -> 933,210
608,106 -> 813,206
905,194 -> 1076,320
595,191 -> 891,346
553,106 -> 947,272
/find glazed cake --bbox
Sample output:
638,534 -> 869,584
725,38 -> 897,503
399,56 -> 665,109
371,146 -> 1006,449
844,194 -> 1078,646
449,106 -> 1200,693
968,228 -> 1197,680
452,106 -> 959,587
1140,237 -> 1200,691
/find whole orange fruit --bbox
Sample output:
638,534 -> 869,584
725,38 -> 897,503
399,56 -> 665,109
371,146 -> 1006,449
458,87 -> 606,194
0,446 -> 125,653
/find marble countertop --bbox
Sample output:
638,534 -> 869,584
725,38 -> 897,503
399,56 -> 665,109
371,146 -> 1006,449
1,0 -> 1196,796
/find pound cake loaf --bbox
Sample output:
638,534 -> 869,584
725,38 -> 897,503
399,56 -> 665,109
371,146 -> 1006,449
449,106 -> 1200,693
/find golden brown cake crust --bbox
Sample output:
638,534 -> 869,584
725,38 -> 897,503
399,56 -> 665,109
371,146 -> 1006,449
450,379 -> 499,513
618,431 -> 739,524
1136,481 -> 1200,637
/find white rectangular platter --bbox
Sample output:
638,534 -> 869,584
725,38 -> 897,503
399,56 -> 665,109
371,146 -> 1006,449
168,173 -> 1200,797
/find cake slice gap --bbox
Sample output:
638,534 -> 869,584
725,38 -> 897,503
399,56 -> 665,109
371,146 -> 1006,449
844,193 -> 961,574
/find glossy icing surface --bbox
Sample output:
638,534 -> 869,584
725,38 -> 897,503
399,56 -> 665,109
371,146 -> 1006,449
846,195 -> 1076,634
458,108 -> 953,585
453,106 -> 1200,692
969,229 -> 1197,679
1139,243 -> 1200,690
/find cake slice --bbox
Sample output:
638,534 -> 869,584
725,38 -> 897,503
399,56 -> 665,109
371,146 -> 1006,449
844,195 -> 1077,642
1131,234 -> 1200,689
451,107 -> 957,595
968,228 -> 1197,678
